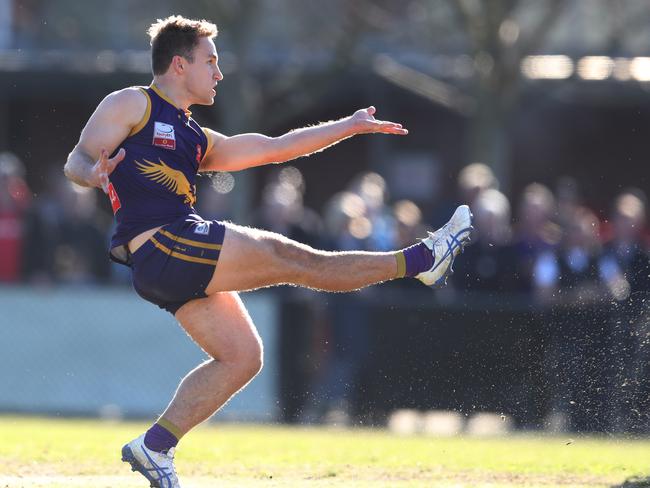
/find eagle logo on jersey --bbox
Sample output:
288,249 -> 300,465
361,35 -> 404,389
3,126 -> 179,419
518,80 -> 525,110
135,158 -> 196,206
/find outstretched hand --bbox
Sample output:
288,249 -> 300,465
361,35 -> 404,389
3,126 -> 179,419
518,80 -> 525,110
349,107 -> 408,135
92,148 -> 125,192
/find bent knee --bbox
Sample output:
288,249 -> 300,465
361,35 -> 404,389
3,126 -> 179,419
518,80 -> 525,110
227,337 -> 263,383
242,342 -> 264,379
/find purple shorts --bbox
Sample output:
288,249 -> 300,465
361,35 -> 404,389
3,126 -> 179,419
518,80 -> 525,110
131,214 -> 226,315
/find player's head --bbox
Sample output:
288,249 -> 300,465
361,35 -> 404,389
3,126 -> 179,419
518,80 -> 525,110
148,15 -> 223,105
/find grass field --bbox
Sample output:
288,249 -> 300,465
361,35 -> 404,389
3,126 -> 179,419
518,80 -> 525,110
0,416 -> 649,487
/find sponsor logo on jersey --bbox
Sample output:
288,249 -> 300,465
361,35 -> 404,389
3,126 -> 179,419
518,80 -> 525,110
194,222 -> 210,235
107,182 -> 121,214
152,121 -> 176,150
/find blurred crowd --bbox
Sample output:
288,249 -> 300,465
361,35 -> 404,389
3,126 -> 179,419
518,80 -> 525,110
1,153 -> 112,286
2,151 -> 650,435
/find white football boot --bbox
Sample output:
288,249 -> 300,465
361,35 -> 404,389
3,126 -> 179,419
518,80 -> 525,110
122,434 -> 181,488
416,205 -> 473,287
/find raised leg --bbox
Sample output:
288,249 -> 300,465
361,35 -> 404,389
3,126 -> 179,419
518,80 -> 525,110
205,222 -> 398,294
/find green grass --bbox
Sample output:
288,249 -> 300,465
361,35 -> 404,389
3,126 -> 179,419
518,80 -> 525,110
0,416 -> 649,487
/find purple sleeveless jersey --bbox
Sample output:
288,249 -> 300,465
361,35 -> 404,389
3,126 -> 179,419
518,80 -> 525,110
107,84 -> 211,264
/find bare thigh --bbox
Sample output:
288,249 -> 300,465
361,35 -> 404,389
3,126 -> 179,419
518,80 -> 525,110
174,291 -> 262,365
205,222 -> 316,294
205,222 -> 397,294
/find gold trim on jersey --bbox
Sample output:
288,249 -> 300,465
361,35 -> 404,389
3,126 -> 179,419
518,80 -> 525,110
128,88 -> 152,137
135,158 -> 197,206
150,236 -> 219,265
150,83 -> 192,117
158,228 -> 222,250
201,127 -> 214,161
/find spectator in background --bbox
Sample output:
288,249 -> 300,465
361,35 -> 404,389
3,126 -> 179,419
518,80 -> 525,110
457,162 -> 499,208
22,168 -> 66,284
556,206 -> 603,302
254,166 -> 322,247
451,188 -> 517,294
58,183 -> 112,284
347,172 -> 397,252
428,162 -> 499,236
546,206 -> 608,432
512,183 -> 562,301
0,152 -> 32,282
393,199 -> 428,253
253,167 -> 326,423
598,189 -> 650,433
598,190 -> 650,301
555,176 -> 582,232
23,170 -> 111,284
301,189 -> 376,425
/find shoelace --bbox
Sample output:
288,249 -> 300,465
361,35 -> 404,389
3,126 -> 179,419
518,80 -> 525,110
141,446 -> 177,487
429,221 -> 452,243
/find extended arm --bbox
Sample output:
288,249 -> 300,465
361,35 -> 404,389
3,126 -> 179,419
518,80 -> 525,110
199,107 -> 407,173
64,88 -> 147,191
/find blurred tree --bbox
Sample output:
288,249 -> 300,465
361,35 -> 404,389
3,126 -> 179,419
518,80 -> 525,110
445,0 -> 566,192
351,0 -> 566,192
157,0 -> 570,205
349,0 -> 650,191
170,0 -> 367,131
168,0 -> 370,219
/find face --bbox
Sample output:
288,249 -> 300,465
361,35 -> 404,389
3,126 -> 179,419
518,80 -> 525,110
182,36 -> 223,106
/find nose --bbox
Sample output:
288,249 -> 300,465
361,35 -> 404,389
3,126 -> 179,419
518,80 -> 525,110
215,66 -> 223,81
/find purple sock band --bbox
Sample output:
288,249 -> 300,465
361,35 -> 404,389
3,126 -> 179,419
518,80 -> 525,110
402,241 -> 434,277
144,423 -> 179,453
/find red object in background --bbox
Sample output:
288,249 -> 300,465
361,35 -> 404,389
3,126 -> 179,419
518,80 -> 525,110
0,176 -> 32,282
0,211 -> 22,281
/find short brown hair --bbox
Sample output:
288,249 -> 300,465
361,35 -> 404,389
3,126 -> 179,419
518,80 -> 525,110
147,15 -> 218,75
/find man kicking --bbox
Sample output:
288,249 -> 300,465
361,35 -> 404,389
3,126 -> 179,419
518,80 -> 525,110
64,15 -> 472,488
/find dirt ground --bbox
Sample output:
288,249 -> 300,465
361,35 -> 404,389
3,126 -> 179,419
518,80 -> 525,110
1,472 -> 642,488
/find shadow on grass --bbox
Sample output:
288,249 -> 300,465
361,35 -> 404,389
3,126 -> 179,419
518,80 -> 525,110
612,477 -> 650,488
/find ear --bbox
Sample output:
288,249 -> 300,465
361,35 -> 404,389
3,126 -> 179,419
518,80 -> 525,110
171,55 -> 185,75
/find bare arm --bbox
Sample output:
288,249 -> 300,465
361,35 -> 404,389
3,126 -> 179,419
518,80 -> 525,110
199,107 -> 407,173
64,87 -> 147,191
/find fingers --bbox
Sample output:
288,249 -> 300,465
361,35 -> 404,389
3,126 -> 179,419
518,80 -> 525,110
384,126 -> 408,135
375,121 -> 408,135
109,147 -> 126,169
96,147 -> 125,193
353,107 -> 408,135
114,147 -> 126,162
101,147 -> 126,171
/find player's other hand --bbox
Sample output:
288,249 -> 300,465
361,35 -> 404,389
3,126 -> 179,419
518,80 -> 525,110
349,107 -> 408,136
92,148 -> 125,193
